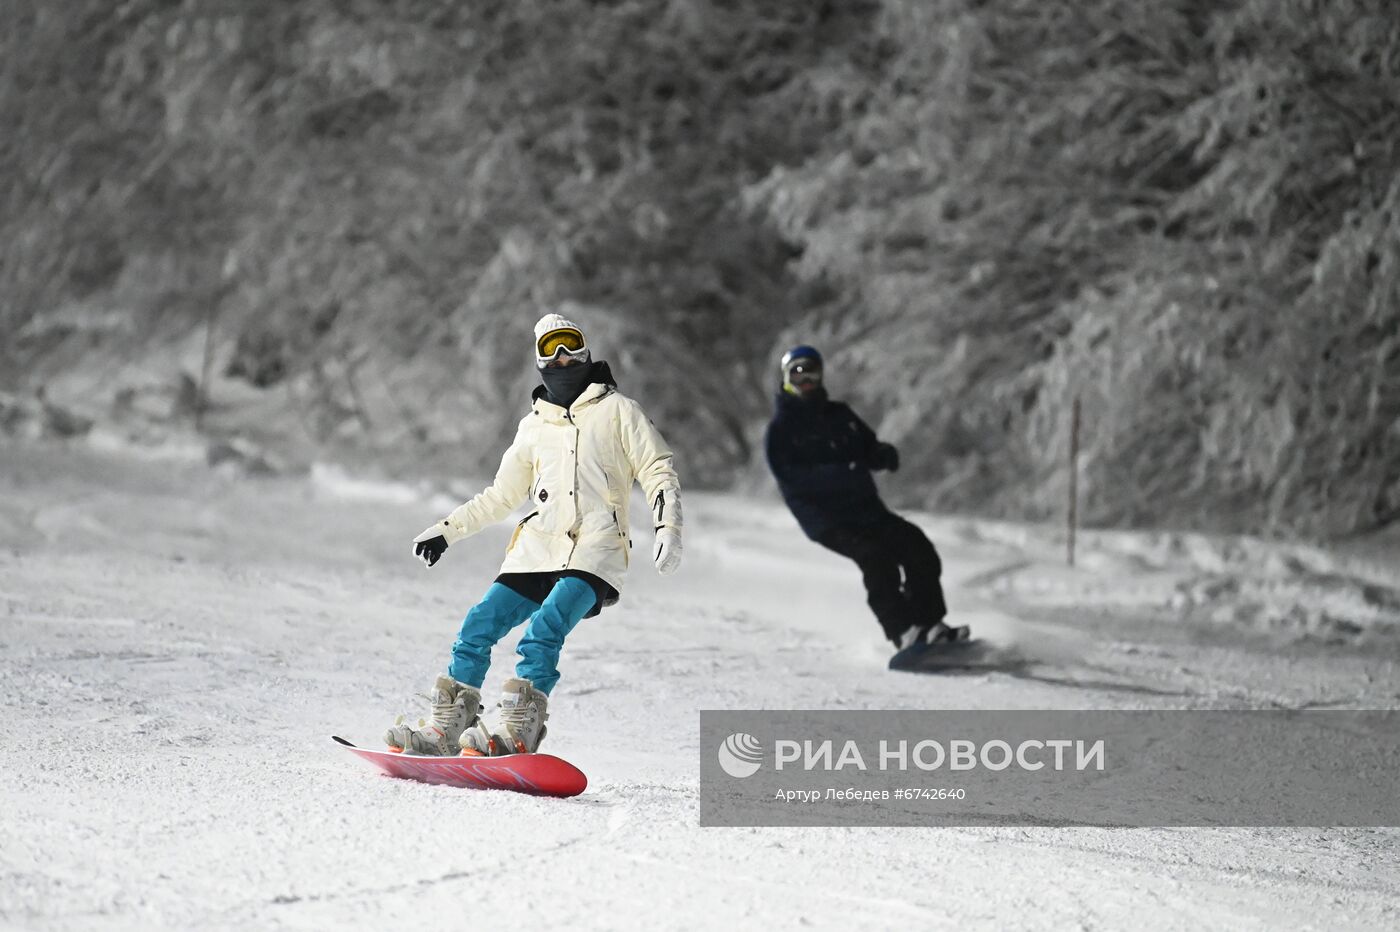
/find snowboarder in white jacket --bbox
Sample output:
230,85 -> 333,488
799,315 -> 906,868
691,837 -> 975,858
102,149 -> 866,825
387,314 -> 683,756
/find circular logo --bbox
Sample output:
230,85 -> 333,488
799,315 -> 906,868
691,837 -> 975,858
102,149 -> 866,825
717,732 -> 763,779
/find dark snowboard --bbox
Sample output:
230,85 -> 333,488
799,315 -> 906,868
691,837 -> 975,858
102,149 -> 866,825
888,637 -> 990,673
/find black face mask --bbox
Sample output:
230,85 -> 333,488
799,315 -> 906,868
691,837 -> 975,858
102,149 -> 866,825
540,361 -> 595,408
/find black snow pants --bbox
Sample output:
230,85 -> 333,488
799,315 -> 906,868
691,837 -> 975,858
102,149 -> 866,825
816,511 -> 948,645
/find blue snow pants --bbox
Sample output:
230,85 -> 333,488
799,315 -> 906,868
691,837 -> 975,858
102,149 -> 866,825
447,578 -> 597,695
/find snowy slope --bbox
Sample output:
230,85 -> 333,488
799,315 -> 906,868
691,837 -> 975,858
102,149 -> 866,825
1,446 -> 1397,930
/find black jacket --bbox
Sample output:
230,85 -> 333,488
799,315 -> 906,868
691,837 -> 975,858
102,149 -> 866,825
764,388 -> 888,540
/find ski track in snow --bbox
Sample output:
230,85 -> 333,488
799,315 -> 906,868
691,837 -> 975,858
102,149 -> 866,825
1,446 -> 1398,930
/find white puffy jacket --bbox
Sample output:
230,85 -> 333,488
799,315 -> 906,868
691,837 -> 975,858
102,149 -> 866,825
435,379 -> 681,593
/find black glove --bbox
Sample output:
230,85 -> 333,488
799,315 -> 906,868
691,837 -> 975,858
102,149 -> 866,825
869,442 -> 900,473
413,534 -> 448,568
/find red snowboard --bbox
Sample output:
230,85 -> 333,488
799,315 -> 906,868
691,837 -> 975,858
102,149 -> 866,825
333,736 -> 588,798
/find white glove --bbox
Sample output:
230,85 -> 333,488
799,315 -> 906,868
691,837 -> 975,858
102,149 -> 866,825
653,526 -> 682,576
412,523 -> 451,568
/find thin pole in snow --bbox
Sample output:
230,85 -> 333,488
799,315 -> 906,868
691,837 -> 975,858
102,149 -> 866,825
1068,395 -> 1081,567
196,303 -> 218,431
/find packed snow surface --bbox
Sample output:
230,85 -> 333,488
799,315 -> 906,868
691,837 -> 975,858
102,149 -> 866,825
2,446 -> 1398,930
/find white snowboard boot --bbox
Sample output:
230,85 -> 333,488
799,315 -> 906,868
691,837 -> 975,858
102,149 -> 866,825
896,621 -> 971,650
459,678 -> 549,756
385,674 -> 482,756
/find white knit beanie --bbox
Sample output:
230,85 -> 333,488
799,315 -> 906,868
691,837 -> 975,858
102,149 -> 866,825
534,313 -> 584,343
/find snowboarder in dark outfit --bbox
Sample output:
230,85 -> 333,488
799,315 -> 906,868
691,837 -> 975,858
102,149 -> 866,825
764,345 -> 968,656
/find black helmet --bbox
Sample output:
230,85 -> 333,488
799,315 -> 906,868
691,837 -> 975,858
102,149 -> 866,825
780,345 -> 823,396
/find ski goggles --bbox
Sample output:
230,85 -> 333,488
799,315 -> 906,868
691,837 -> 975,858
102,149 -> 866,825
536,327 -> 588,366
784,358 -> 823,387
